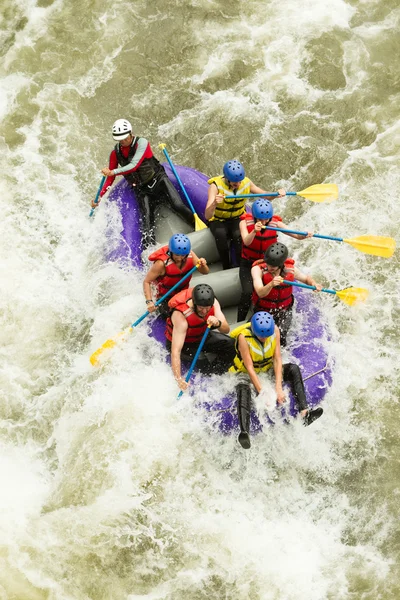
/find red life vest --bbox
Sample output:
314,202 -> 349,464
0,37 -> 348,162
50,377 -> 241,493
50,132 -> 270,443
148,246 -> 195,298
240,214 -> 283,261
165,288 -> 215,343
251,258 -> 295,310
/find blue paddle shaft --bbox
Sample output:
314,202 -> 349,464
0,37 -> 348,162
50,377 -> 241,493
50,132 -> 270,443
283,279 -> 336,296
130,264 -> 198,329
161,147 -> 196,214
225,192 -> 284,199
131,312 -> 150,328
89,176 -> 106,217
265,226 -> 343,243
177,327 -> 211,399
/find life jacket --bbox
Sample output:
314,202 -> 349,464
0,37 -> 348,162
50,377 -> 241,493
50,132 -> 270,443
165,288 -> 215,344
207,175 -> 251,221
228,322 -> 276,373
240,214 -> 283,261
148,246 -> 195,298
115,137 -> 163,187
251,258 -> 295,310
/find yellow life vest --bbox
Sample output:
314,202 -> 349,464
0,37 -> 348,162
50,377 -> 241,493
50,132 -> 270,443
229,322 -> 276,373
207,175 -> 251,221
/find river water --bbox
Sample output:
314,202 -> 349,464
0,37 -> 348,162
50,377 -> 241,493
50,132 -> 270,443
0,0 -> 399,598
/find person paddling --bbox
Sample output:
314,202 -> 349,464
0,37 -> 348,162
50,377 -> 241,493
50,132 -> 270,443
229,312 -> 323,449
165,284 -> 235,390
91,119 -> 194,247
251,242 -> 322,346
204,159 -> 286,270
237,199 -> 312,321
143,233 -> 209,319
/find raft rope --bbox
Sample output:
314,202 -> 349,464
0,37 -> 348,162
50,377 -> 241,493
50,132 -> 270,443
303,361 -> 329,381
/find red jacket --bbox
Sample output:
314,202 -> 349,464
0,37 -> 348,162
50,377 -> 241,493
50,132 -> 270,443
165,288 -> 214,344
252,259 -> 295,310
148,246 -> 195,298
241,213 -> 282,261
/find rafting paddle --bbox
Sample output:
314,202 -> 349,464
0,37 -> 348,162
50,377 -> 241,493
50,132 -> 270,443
159,144 -> 207,231
225,184 -> 338,203
177,325 -> 212,399
265,226 -> 396,258
90,264 -> 200,366
284,280 -> 369,306
89,176 -> 106,217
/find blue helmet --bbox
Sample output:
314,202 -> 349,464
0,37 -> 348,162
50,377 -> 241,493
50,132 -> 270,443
252,199 -> 273,221
223,160 -> 245,183
251,311 -> 275,338
168,233 -> 191,256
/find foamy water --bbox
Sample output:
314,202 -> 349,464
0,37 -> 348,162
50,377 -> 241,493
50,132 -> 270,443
0,0 -> 399,598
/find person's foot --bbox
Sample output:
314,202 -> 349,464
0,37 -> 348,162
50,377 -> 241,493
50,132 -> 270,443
238,431 -> 251,449
303,407 -> 323,426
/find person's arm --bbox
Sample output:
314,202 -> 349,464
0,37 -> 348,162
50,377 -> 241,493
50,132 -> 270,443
251,265 -> 283,299
272,326 -> 285,403
237,334 -> 262,393
190,251 -> 209,275
275,221 -> 313,240
142,260 -> 166,312
249,182 -> 286,200
240,218 -> 263,246
294,268 -> 322,291
100,149 -> 119,181
170,311 -> 189,389
208,299 -> 230,333
205,182 -> 224,221
91,151 -> 118,207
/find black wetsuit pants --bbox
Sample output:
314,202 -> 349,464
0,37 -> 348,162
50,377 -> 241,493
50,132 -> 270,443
236,362 -> 309,432
209,218 -> 242,270
237,257 -> 254,321
155,299 -> 170,320
166,331 -> 236,375
137,171 -> 194,248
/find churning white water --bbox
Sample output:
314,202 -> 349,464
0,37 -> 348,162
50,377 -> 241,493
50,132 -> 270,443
0,0 -> 399,598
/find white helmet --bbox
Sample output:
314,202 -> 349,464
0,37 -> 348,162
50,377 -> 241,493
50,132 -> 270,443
112,119 -> 132,141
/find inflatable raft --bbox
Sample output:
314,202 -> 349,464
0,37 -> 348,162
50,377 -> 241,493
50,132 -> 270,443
106,166 -> 332,432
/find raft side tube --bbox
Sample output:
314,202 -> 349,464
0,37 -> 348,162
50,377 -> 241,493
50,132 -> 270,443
187,229 -> 220,265
155,205 -> 193,244
192,268 -> 241,308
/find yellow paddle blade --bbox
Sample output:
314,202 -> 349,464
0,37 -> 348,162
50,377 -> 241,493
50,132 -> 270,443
90,328 -> 133,367
344,235 -> 396,258
297,184 -> 338,203
194,212 -> 208,231
335,287 -> 369,306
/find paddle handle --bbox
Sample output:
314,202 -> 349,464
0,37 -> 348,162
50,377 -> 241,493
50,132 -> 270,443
283,279 -> 336,296
264,226 -> 343,243
89,176 -> 106,217
130,264 -> 199,329
159,144 -> 196,214
177,326 -> 211,399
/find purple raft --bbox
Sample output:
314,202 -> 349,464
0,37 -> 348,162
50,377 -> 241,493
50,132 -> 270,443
106,165 -> 332,431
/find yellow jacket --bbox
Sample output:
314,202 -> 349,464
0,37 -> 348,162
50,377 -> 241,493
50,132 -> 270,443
229,322 -> 276,373
207,175 -> 251,221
